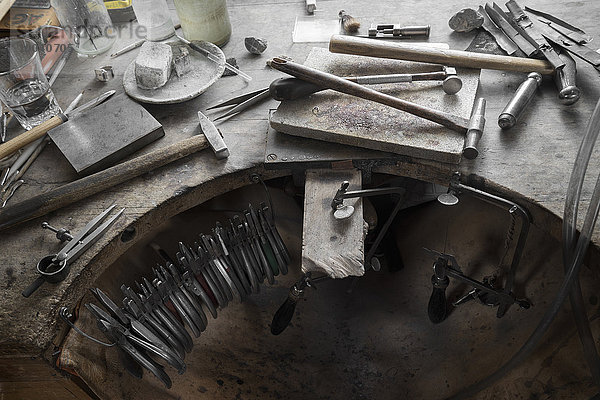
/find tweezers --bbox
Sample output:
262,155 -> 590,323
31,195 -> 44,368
207,87 -> 272,121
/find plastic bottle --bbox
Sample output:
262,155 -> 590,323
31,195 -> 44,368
173,0 -> 232,47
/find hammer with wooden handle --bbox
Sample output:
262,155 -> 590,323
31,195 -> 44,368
267,57 -> 471,134
0,134 -> 208,231
328,34 -> 555,75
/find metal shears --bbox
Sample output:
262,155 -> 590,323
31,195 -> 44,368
22,205 -> 124,297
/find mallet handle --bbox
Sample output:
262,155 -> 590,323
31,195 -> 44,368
329,35 -> 555,75
0,114 -> 67,160
0,134 -> 209,230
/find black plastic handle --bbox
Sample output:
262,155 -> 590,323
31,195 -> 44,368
428,275 -> 449,324
22,276 -> 46,298
271,293 -> 299,335
269,78 -> 325,101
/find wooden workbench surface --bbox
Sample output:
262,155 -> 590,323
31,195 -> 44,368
1,0 -> 599,357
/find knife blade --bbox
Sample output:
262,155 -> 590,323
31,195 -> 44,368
478,5 -> 522,56
505,0 -> 565,70
486,3 -> 538,57
524,6 -> 592,44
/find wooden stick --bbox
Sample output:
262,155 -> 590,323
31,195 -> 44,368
267,57 -> 470,134
0,135 -> 209,231
0,114 -> 67,160
329,34 -> 555,75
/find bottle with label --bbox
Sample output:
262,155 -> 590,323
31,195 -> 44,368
131,0 -> 176,41
173,0 -> 232,47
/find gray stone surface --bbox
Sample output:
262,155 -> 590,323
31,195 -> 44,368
48,94 -> 165,175
134,41 -> 173,90
170,44 -> 191,78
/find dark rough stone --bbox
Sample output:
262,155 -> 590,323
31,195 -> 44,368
448,8 -> 484,33
244,37 -> 268,54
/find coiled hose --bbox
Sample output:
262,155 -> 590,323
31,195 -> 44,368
448,97 -> 600,399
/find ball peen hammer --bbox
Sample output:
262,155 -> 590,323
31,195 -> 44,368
267,57 -> 474,134
328,34 -> 555,75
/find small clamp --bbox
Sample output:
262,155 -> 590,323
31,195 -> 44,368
94,65 -> 114,82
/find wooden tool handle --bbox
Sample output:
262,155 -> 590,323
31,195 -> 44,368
329,35 -> 555,75
0,134 -> 209,231
268,57 -> 470,133
0,114 -> 67,160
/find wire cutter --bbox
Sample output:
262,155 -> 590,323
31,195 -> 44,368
88,289 -> 186,373
22,205 -> 124,297
85,302 -> 174,388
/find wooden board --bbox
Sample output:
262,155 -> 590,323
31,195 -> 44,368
0,6 -> 59,32
0,0 -> 14,22
270,47 -> 481,164
302,169 -> 365,278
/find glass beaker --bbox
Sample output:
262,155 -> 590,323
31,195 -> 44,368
0,37 -> 62,130
131,0 -> 176,41
51,0 -> 116,56
21,26 -> 71,74
173,0 -> 232,47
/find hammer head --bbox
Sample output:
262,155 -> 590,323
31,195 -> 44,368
442,67 -> 462,95
198,111 -> 230,159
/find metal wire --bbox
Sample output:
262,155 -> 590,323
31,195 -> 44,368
251,174 -> 275,221
58,307 -> 115,347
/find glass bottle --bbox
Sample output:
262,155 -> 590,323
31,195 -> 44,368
131,0 -> 176,41
51,0 -> 116,55
173,0 -> 232,47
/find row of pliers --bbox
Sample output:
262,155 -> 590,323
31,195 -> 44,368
85,202 -> 291,387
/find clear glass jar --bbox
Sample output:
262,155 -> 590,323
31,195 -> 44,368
131,0 -> 176,41
50,0 -> 116,55
173,0 -> 232,47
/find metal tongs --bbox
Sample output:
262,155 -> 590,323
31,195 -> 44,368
22,205 -> 124,297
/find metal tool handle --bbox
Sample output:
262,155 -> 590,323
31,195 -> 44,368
554,50 -> 580,105
351,73 -> 413,84
22,276 -> 46,298
498,72 -> 542,130
463,98 -> 487,159
0,114 -> 67,160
